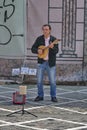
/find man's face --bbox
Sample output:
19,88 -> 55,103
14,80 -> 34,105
42,26 -> 51,37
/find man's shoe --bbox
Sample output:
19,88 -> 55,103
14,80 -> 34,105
51,97 -> 58,102
34,96 -> 43,101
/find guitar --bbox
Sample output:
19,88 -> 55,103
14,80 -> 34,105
38,39 -> 60,59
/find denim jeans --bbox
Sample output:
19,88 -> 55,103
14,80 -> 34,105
37,61 -> 56,98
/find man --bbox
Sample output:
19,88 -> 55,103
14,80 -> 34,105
31,24 -> 59,102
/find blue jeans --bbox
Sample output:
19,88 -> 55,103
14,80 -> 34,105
37,61 -> 56,98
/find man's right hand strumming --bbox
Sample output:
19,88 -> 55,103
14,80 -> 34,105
38,49 -> 43,54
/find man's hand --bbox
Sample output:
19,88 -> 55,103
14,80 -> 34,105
49,44 -> 54,48
38,49 -> 43,54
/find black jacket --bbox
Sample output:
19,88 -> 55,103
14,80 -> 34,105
31,35 -> 59,67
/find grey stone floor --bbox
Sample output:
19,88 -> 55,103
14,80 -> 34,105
0,84 -> 87,130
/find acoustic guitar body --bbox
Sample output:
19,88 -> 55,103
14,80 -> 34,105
38,39 -> 60,59
38,45 -> 49,59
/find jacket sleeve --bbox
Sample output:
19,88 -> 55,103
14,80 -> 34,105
50,44 -> 59,54
49,38 -> 59,54
31,38 -> 39,54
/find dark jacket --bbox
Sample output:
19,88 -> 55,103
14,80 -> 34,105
31,35 -> 59,67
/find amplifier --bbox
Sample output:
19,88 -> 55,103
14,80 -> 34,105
13,91 -> 26,104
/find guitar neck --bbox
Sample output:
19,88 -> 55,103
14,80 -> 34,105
46,39 -> 58,48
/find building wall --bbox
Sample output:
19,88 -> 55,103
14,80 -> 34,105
26,0 -> 86,83
0,0 -> 87,83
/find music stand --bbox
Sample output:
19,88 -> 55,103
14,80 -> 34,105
7,86 -> 37,117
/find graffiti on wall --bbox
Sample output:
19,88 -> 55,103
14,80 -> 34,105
0,0 -> 26,58
0,0 -> 15,45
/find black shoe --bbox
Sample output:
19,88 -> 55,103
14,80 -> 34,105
51,97 -> 58,102
34,96 -> 43,101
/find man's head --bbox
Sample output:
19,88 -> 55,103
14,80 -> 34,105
42,24 -> 51,38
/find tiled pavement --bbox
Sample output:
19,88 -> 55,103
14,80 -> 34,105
0,84 -> 87,129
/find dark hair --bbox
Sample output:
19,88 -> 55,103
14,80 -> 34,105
42,24 -> 51,30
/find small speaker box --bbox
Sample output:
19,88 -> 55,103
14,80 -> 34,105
13,91 -> 26,104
